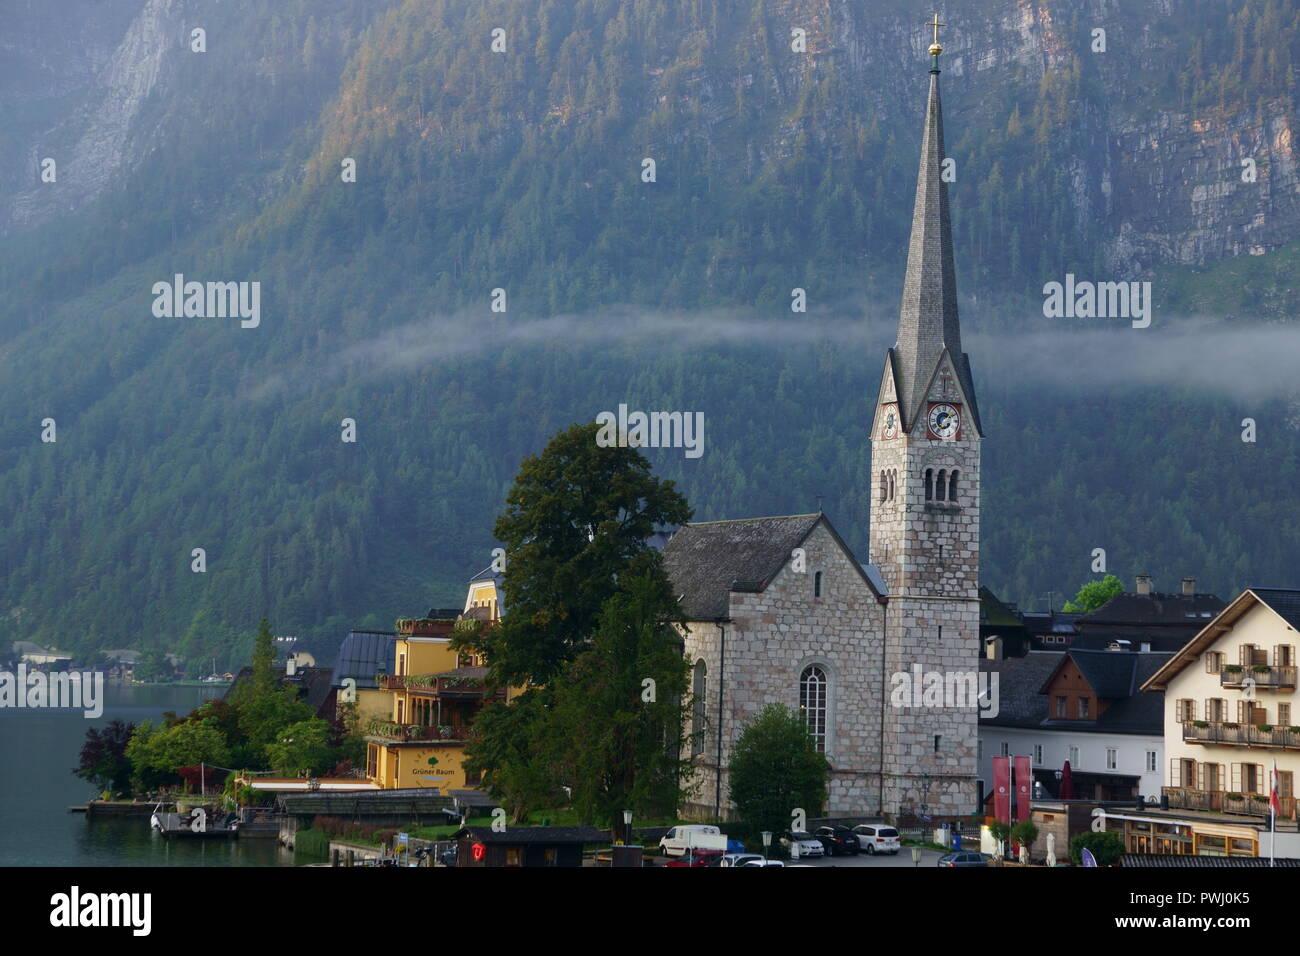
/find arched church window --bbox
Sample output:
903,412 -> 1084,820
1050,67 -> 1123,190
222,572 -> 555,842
948,469 -> 959,502
814,571 -> 823,597
799,665 -> 828,752
879,470 -> 888,502
935,469 -> 947,502
691,660 -> 707,756
924,469 -> 933,501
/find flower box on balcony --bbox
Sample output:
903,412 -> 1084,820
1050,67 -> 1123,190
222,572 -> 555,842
1193,721 -> 1210,728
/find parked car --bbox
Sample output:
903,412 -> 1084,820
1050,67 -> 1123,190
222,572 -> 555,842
719,853 -> 783,867
937,851 -> 990,867
779,831 -> 826,858
814,825 -> 860,856
659,824 -> 723,858
852,824 -> 901,855
664,849 -> 724,867
439,845 -> 457,867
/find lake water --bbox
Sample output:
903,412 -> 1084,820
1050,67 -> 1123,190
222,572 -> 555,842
0,682 -> 297,866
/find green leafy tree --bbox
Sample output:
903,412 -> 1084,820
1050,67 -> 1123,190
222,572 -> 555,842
728,704 -> 830,837
547,572 -> 691,838
264,719 -> 334,777
462,421 -> 692,687
1010,820 -> 1039,852
1063,574 -> 1124,613
459,422 -> 692,821
462,693 -> 563,824
237,686 -> 315,764
127,718 -> 231,783
1069,830 -> 1125,866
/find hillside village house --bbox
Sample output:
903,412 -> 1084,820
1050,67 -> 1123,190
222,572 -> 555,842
1132,587 -> 1300,857
978,647 -> 1169,803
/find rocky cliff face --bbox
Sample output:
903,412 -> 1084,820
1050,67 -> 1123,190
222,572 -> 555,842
2,0 -> 1295,275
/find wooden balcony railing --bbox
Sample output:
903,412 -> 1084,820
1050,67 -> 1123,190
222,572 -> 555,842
1221,666 -> 1297,689
1183,722 -> 1300,749
1162,787 -> 1295,818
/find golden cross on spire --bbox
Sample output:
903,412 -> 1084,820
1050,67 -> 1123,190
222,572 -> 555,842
926,13 -> 945,56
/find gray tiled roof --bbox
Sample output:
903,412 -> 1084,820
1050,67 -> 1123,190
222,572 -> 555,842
1078,591 -> 1225,627
1250,588 -> 1300,629
980,650 -> 1170,735
979,652 -> 1064,729
889,68 -> 980,436
662,513 -> 822,620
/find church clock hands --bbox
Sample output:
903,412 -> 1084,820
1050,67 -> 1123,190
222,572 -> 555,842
927,403 -> 961,440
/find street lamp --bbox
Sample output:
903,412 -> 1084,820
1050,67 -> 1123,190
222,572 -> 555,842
622,809 -> 633,846
761,830 -> 772,862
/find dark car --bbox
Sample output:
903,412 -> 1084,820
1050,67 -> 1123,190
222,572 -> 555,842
813,825 -> 860,856
440,845 -> 457,867
937,851 -> 990,867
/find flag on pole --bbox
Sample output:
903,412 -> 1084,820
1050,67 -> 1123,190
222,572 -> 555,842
1271,759 -> 1281,817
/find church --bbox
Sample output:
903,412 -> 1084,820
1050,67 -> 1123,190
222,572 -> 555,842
662,29 -> 981,823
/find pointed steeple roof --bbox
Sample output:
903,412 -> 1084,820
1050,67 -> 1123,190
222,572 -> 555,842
889,53 -> 981,436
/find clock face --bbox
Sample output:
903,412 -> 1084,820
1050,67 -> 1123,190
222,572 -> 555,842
880,404 -> 899,440
928,403 -> 961,440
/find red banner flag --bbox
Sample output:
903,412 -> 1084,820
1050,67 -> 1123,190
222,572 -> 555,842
993,756 -> 1012,824
1014,755 -> 1032,823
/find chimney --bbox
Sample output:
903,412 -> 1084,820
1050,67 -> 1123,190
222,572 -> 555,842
1181,577 -> 1196,596
1136,573 -> 1152,596
985,636 -> 1003,660
286,656 -> 297,677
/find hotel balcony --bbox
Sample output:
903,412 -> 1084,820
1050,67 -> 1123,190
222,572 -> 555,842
364,720 -> 471,744
378,669 -> 505,699
1183,721 -> 1300,749
1220,666 -> 1297,690
1162,786 -> 1295,819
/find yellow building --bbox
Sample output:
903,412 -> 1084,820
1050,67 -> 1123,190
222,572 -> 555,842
364,618 -> 505,793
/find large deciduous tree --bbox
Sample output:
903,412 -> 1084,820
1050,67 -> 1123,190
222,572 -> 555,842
458,422 -> 692,826
728,704 -> 830,838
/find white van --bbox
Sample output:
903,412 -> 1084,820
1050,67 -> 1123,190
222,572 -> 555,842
659,824 -> 723,857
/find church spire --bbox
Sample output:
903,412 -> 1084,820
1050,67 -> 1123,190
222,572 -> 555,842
891,18 -> 980,435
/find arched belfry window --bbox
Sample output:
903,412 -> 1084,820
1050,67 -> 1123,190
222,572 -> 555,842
691,660 -> 707,756
924,468 -> 933,501
879,470 -> 888,502
814,571 -> 823,597
935,470 -> 947,502
948,469 -> 959,503
888,469 -> 896,501
800,665 -> 828,752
